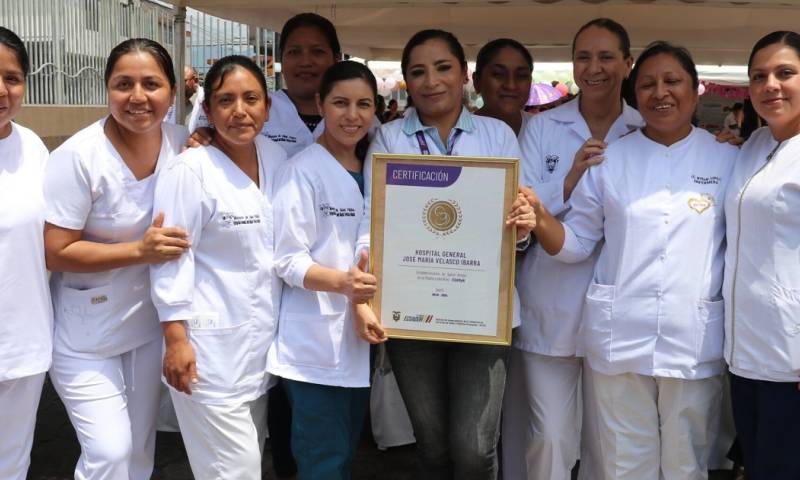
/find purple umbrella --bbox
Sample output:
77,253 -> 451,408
527,83 -> 563,106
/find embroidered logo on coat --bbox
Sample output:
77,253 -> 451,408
545,155 -> 559,173
220,213 -> 261,227
319,203 -> 356,217
687,194 -> 715,214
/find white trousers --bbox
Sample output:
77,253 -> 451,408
50,338 -> 162,480
585,367 -> 723,480
502,349 -> 606,480
502,349 -> 582,480
0,372 -> 45,480
171,390 -> 268,480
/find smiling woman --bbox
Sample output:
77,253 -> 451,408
507,18 -> 643,480
0,26 -> 53,480
150,55 -> 288,480
723,30 -> 800,480
354,29 -> 536,480
266,61 -> 385,480
42,38 -> 190,480
473,38 -> 533,136
529,40 -> 738,478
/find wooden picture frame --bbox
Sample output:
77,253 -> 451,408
370,153 -> 518,345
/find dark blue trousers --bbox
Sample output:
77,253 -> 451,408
730,373 -> 800,480
284,379 -> 370,480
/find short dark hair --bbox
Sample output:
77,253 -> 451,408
203,55 -> 268,107
731,102 -> 743,112
748,30 -> 800,74
279,13 -> 341,61
104,38 -> 175,88
474,38 -> 533,80
628,41 -> 698,109
401,29 -> 467,78
319,60 -> 377,103
0,27 -> 29,77
572,18 -> 631,59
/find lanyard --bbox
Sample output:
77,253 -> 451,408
415,129 -> 462,156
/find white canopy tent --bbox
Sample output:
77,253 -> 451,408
169,0 -> 798,116
174,0 -> 800,64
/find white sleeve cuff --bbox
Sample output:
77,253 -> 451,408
551,224 -> 592,264
156,304 -> 194,323
285,256 -> 316,289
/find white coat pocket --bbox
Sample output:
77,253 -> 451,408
695,298 -> 724,363
59,284 -> 114,353
772,283 -> 800,337
277,312 -> 345,369
581,282 -> 614,362
188,318 -> 257,391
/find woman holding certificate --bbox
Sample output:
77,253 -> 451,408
357,29 -> 535,479
508,18 -> 643,479
529,41 -> 737,478
267,60 -> 386,480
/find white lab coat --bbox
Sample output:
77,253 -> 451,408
0,123 -> 53,381
724,126 -> 800,382
151,136 -> 287,404
554,127 -> 737,379
267,143 -> 369,387
0,122 -> 52,480
516,98 -> 643,356
45,118 -> 188,359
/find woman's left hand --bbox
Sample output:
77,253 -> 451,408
506,186 -> 537,242
353,303 -> 387,344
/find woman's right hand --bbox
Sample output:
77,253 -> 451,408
186,127 -> 214,148
564,138 -> 607,201
342,250 -> 377,304
138,212 -> 190,264
163,331 -> 198,394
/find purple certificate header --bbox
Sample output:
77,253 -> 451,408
386,163 -> 461,188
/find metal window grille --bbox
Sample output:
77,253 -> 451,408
0,0 -> 277,106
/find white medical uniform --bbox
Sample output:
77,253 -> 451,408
554,127 -> 736,479
724,127 -> 800,382
44,118 -> 188,480
504,98 -> 643,480
0,123 -> 53,480
190,89 -> 380,158
150,136 -> 287,479
267,143 -> 369,387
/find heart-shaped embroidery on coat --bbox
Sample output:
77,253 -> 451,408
687,194 -> 714,214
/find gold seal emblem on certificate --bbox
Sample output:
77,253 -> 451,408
423,199 -> 462,236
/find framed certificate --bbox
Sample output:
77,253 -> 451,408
370,153 -> 519,345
